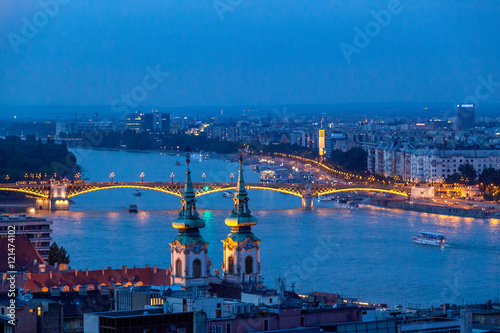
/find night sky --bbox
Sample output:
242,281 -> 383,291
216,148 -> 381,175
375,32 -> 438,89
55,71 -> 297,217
1,1 -> 499,108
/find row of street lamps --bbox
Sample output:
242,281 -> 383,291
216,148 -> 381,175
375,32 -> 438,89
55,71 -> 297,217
108,172 -> 237,183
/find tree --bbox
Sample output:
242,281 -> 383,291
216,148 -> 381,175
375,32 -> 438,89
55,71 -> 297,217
479,168 -> 500,186
445,173 -> 462,184
329,148 -> 368,172
48,242 -> 71,265
458,163 -> 477,183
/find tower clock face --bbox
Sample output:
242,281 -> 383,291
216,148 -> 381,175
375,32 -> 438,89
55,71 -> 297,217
193,243 -> 201,253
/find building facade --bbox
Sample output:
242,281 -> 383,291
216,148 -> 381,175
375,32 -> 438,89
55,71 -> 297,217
0,215 -> 52,260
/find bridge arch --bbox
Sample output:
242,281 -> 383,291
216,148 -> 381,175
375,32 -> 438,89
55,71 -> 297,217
0,187 -> 48,199
0,183 -> 410,202
315,187 -> 409,198
67,185 -> 185,198
66,184 -> 307,199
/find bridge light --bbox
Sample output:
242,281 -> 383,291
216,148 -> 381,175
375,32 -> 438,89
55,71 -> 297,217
203,185 -> 210,191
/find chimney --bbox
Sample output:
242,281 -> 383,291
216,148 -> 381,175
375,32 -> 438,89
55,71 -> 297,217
123,266 -> 127,274
107,266 -> 112,271
153,266 -> 157,274
101,267 -> 104,275
27,272 -> 31,279
49,270 -> 53,279
74,269 -> 78,277
59,263 -> 67,271
85,268 -> 89,277
145,264 -> 150,268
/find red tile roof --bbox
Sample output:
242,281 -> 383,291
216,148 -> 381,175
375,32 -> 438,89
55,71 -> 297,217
1,266 -> 171,293
0,235 -> 44,273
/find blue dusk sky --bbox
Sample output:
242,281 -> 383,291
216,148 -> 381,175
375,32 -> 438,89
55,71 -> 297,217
0,0 -> 499,108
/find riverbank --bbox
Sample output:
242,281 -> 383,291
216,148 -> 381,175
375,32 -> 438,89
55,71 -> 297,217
366,197 -> 500,219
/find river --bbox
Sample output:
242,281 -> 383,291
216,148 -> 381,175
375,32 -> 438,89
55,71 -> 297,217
10,149 -> 500,306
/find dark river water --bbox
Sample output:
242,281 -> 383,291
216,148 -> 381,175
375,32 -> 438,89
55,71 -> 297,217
12,149 -> 500,306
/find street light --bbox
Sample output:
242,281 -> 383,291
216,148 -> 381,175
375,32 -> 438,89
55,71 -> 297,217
170,172 -> 175,183
202,173 -> 206,183
230,173 -> 234,183
5,175 -> 9,182
110,172 -> 115,183
140,172 -> 145,183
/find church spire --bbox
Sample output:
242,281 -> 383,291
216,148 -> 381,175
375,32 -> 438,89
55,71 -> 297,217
172,151 -> 205,229
225,151 -> 257,227
222,149 -> 261,284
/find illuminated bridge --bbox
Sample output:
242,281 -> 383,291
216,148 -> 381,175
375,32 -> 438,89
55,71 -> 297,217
0,181 -> 410,210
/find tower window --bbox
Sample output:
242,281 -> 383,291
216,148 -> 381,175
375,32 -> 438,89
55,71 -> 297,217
228,256 -> 234,274
245,256 -> 253,274
193,259 -> 202,278
176,259 -> 182,277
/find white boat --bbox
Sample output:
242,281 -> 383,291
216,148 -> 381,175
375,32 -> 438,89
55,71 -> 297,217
412,231 -> 448,247
133,190 -> 142,197
222,191 -> 233,198
318,195 -> 335,202
346,201 -> 359,210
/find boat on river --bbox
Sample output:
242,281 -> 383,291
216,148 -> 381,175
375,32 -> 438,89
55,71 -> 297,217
412,231 -> 448,247
222,191 -> 233,198
346,201 -> 359,210
318,195 -> 335,202
133,190 -> 142,197
129,204 -> 138,213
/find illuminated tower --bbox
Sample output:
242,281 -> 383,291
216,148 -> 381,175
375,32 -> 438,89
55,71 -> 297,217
222,155 -> 261,284
170,153 -> 212,287
319,115 -> 326,158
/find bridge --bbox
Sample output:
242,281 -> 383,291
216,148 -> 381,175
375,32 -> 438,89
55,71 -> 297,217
0,181 -> 410,210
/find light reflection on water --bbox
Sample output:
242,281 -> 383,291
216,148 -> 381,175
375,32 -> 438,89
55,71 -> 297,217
3,148 -> 499,306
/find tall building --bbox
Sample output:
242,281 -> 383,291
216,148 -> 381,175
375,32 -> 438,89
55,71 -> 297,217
457,104 -> 475,130
319,129 -> 326,158
161,112 -> 171,134
222,155 -> 261,285
125,110 -> 170,134
169,154 -> 213,287
125,112 -> 143,132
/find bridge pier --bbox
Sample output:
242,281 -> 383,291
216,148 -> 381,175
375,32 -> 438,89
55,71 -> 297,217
301,194 -> 313,209
36,199 -> 52,211
37,183 -> 70,211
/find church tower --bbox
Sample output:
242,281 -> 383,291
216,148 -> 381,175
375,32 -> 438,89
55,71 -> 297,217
170,153 -> 212,288
222,154 -> 261,285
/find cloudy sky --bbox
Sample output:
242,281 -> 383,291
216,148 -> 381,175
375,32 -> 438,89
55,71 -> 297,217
0,0 -> 499,108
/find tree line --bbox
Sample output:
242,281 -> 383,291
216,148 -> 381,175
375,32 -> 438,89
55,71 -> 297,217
0,135 -> 80,182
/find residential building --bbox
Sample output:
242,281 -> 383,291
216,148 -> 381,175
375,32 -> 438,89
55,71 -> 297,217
0,215 -> 52,260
